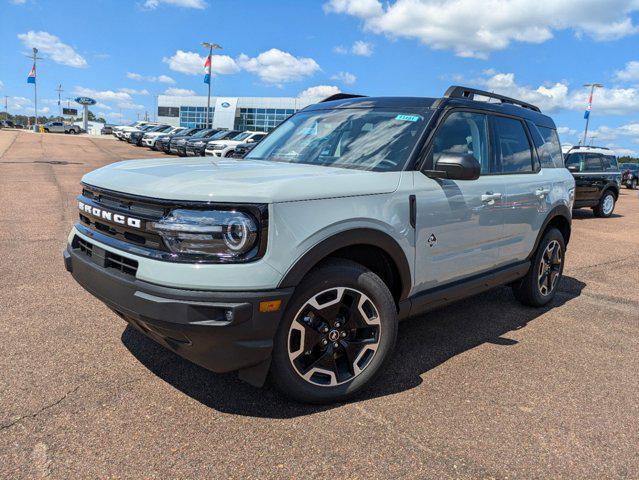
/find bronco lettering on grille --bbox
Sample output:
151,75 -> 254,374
78,201 -> 142,229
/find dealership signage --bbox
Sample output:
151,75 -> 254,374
63,107 -> 78,116
74,97 -> 97,106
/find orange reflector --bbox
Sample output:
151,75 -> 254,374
259,300 -> 282,312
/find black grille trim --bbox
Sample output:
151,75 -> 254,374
72,235 -> 139,277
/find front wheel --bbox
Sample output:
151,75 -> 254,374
270,259 -> 397,404
512,228 -> 565,307
593,191 -> 616,218
629,178 -> 638,190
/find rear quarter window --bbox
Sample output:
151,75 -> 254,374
530,124 -> 563,168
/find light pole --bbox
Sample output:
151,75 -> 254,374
201,41 -> 222,128
582,83 -> 603,146
55,84 -> 63,121
3,96 -> 8,121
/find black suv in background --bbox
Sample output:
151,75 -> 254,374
156,127 -> 201,153
185,129 -> 241,156
564,146 -> 621,217
620,163 -> 638,190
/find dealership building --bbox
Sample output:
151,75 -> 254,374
157,95 -> 315,132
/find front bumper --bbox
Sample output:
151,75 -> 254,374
63,244 -> 293,381
186,146 -> 205,156
142,138 -> 155,147
205,149 -> 223,157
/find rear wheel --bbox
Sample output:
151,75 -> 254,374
593,191 -> 616,217
43,128 -> 49,133
224,150 -> 234,157
630,178 -> 638,190
512,228 -> 565,307
270,259 -> 397,404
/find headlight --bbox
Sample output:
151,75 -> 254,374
193,141 -> 204,146
150,209 -> 260,260
208,144 -> 225,150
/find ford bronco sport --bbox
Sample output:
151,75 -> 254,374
64,86 -> 575,403
563,145 -> 621,218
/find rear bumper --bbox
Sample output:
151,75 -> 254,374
63,245 -> 293,380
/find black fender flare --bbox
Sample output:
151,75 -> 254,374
278,228 -> 412,300
528,204 -> 572,259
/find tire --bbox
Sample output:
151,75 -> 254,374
593,190 -> 616,218
511,228 -> 565,308
69,129 -> 77,135
43,129 -> 49,133
270,259 -> 398,404
224,150 -> 234,157
631,178 -> 638,190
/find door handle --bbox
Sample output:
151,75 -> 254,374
535,187 -> 551,198
481,192 -> 502,204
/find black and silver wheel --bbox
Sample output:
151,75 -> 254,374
537,240 -> 562,296
512,227 -> 565,307
630,178 -> 638,190
593,191 -> 615,218
271,260 -> 397,404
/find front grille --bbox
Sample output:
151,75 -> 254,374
72,235 -> 139,276
78,187 -> 167,251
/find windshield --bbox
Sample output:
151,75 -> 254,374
246,108 -> 430,171
191,128 -> 214,139
621,163 -> 637,170
232,132 -> 252,141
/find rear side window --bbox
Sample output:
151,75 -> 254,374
584,154 -> 603,171
535,126 -> 564,168
493,116 -> 534,173
602,155 -> 618,171
430,111 -> 491,174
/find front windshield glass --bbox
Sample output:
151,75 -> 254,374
232,132 -> 252,141
208,130 -> 233,140
188,128 -> 213,139
246,108 -> 430,171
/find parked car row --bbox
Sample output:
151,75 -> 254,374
110,120 -> 267,159
0,120 -> 26,129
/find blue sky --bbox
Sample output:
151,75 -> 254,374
2,0 -> 639,155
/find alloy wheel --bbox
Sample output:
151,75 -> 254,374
537,240 -> 562,296
287,287 -> 381,387
602,194 -> 615,215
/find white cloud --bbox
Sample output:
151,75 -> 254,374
163,87 -> 196,96
73,87 -> 133,103
117,101 -> 145,110
472,71 -> 639,115
17,31 -> 87,68
331,71 -> 357,85
588,123 -> 639,142
162,50 -> 239,76
0,80 -> 3,89
557,126 -> 578,137
334,41 -> 373,56
237,48 -> 320,85
119,88 -> 150,95
298,85 -> 341,103
10,0 -> 27,4
143,0 -> 206,8
127,72 -> 176,84
614,61 -> 639,83
40,107 -> 50,114
324,0 -> 639,58
352,40 -> 373,56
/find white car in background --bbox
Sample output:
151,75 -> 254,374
204,131 -> 267,157
122,123 -> 159,141
142,126 -> 185,148
112,121 -> 151,140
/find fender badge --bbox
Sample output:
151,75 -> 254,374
427,233 -> 437,247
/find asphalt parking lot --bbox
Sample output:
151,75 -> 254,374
1,129 -> 637,479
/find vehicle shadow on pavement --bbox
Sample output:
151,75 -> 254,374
121,275 -> 585,417
572,210 -> 623,220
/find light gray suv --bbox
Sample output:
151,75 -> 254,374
63,86 -> 575,403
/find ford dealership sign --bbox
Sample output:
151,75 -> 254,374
75,97 -> 97,106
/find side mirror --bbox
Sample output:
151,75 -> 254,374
246,138 -> 255,143
428,153 -> 481,180
567,165 -> 579,173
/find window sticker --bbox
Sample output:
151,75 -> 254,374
395,114 -> 421,122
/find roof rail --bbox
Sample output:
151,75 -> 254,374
444,85 -> 541,113
319,93 -> 367,103
570,145 -> 610,151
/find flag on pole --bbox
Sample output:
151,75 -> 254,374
203,55 -> 211,84
584,92 -> 593,119
27,63 -> 36,84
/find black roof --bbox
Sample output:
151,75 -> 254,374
304,85 -> 556,129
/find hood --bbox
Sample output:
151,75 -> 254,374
209,140 -> 242,147
81,158 -> 402,203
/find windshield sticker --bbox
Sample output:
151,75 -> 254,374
395,114 -> 421,122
